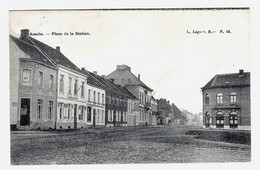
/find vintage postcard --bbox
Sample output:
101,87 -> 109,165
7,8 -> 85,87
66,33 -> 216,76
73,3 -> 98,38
9,8 -> 250,165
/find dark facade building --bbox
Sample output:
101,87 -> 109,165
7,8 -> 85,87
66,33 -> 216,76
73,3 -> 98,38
84,72 -> 129,127
201,70 -> 250,130
106,65 -> 154,126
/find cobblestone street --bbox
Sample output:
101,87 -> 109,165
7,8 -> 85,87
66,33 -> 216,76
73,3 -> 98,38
10,126 -> 251,165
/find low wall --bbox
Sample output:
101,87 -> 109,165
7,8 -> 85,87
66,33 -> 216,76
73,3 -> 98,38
185,129 -> 251,145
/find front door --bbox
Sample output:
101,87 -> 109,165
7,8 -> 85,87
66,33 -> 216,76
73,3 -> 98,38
74,104 -> 77,129
93,109 -> 96,127
20,98 -> 30,126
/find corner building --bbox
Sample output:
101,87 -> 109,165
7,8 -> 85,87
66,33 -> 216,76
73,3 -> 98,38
201,70 -> 250,130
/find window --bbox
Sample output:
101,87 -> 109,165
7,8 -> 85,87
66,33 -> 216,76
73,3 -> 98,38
74,79 -> 78,95
97,109 -> 100,122
49,75 -> 54,89
58,103 -> 63,120
88,89 -> 91,101
102,94 -> 104,104
37,71 -> 43,87
22,69 -> 31,84
37,99 -> 43,119
97,92 -> 100,104
81,81 -> 85,98
216,93 -> 223,103
93,91 -> 96,103
108,110 -> 111,121
87,107 -> 91,122
102,110 -> 104,122
68,104 -> 71,120
68,77 -> 72,94
216,112 -> 224,128
205,94 -> 209,105
78,106 -> 84,120
64,104 -> 69,120
230,92 -> 237,103
59,75 -> 64,93
48,101 -> 53,119
230,112 -> 238,128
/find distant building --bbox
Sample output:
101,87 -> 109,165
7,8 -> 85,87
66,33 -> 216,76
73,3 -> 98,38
157,99 -> 173,125
201,70 -> 250,130
151,96 -> 158,125
106,65 -> 154,126
10,34 -> 57,130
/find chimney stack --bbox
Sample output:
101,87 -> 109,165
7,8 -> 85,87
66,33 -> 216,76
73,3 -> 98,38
239,69 -> 244,76
138,74 -> 140,80
93,71 -> 97,75
109,78 -> 115,83
56,46 -> 60,52
20,29 -> 29,38
81,67 -> 86,71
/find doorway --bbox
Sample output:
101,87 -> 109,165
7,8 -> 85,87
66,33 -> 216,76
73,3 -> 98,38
20,98 -> 30,126
74,104 -> 77,129
93,109 -> 96,127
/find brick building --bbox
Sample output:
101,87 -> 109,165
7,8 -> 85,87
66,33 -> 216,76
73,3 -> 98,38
106,65 -> 153,126
10,34 -> 57,130
201,70 -> 250,130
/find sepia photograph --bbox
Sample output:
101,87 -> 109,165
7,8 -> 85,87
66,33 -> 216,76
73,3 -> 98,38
8,6 -> 252,166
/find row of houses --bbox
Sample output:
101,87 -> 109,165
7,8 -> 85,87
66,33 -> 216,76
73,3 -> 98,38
10,29 -> 171,130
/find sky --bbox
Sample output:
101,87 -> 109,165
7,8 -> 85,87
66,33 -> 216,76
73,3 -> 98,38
9,9 -> 250,114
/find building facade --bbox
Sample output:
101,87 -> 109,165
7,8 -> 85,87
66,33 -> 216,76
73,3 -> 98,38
151,96 -> 158,125
82,69 -> 106,127
10,34 -> 57,130
19,29 -> 89,129
106,65 -> 154,126
201,70 -> 250,130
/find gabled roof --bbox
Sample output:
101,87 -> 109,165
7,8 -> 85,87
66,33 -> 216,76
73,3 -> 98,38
81,70 -> 106,90
201,72 -> 250,90
19,35 -> 82,73
10,35 -> 56,68
106,67 -> 153,92
84,71 -> 130,98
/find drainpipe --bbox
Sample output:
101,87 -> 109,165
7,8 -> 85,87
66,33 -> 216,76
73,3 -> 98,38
54,68 -> 58,130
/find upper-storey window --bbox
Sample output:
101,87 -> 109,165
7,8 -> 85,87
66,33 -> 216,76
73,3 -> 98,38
37,71 -> 43,87
205,94 -> 209,105
216,93 -> 223,104
68,77 -> 72,94
88,89 -> 91,101
230,92 -> 237,103
49,75 -> 54,89
74,79 -> 78,95
59,74 -> 64,93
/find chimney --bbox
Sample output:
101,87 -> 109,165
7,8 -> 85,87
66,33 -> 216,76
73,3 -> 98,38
56,46 -> 60,52
239,69 -> 244,76
81,67 -> 86,71
93,71 -> 97,75
109,78 -> 115,83
138,74 -> 140,80
20,29 -> 29,38
116,65 -> 131,71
